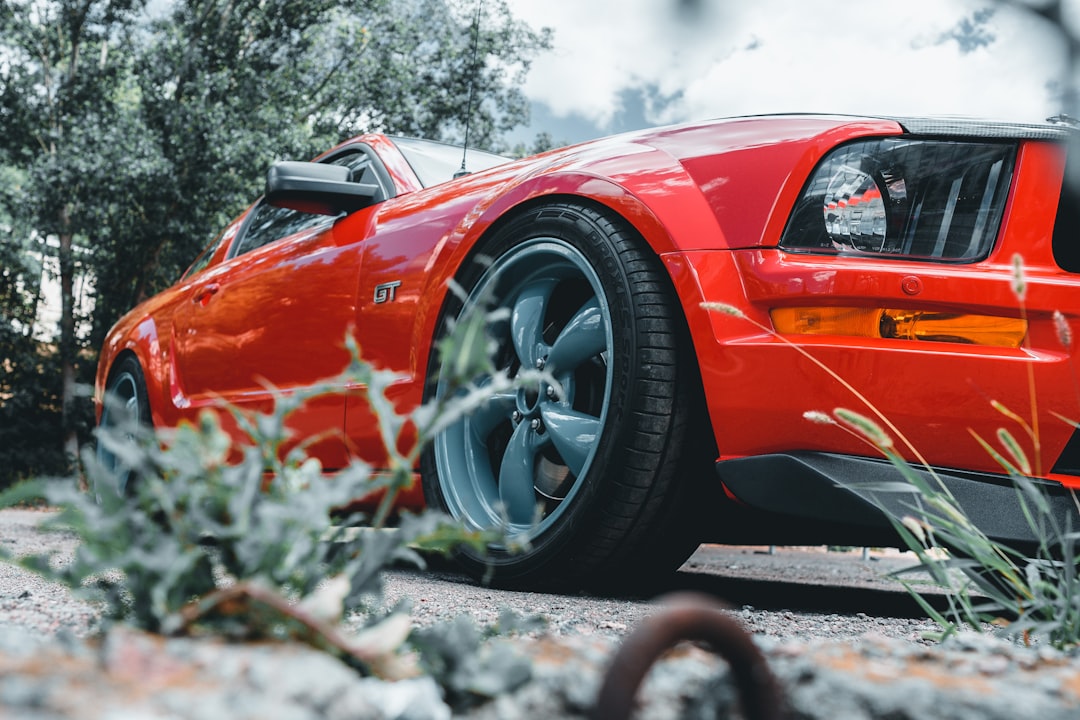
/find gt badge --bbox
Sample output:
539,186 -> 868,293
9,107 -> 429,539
373,280 -> 402,304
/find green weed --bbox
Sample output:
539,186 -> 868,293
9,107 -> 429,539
0,300 -> 546,693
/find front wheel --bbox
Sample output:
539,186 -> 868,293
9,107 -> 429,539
421,201 -> 706,589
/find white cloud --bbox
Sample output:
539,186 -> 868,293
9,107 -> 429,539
509,0 -> 1070,135
510,0 -> 696,126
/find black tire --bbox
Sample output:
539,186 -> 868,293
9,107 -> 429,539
96,354 -> 152,495
421,201 -> 708,589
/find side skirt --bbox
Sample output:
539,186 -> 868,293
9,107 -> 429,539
714,452 -> 1079,549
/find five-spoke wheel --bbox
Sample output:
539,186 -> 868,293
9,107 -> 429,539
422,202 -> 705,588
432,238 -> 613,535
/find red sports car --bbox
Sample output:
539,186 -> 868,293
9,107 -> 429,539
95,115 -> 1080,588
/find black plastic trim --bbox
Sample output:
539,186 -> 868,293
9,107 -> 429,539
716,452 -> 1079,546
264,161 -> 379,215
1053,140 -> 1080,273
1051,427 -> 1080,476
893,117 -> 1074,140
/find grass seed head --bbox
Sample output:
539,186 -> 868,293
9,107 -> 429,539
1054,310 -> 1072,350
901,515 -> 928,545
1011,254 -> 1027,301
700,301 -> 746,319
803,410 -> 836,426
833,407 -> 894,450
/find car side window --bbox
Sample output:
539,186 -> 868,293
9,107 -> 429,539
232,203 -> 331,257
183,224 -> 233,279
230,150 -> 385,259
342,153 -> 383,188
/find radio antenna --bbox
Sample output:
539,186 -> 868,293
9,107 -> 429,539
455,0 -> 483,179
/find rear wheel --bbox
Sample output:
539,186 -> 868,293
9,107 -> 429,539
421,201 -> 706,589
96,355 -> 152,495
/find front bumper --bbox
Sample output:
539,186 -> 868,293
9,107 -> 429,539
664,245 -> 1080,486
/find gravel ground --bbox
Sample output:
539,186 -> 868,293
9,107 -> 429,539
5,508 -> 1080,719
0,509 -> 101,639
0,508 -> 941,643
376,548 -> 943,645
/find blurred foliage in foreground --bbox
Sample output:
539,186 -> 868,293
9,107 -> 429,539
0,307 -> 547,708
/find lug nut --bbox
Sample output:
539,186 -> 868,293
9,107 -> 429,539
530,418 -> 541,431
512,411 -> 522,423
535,357 -> 546,370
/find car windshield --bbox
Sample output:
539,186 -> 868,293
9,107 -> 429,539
390,136 -> 510,187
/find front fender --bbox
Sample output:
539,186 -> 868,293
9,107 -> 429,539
404,150 -> 724,397
95,311 -> 171,428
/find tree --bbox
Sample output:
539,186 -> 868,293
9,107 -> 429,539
0,0 -> 147,477
0,160 -> 70,487
0,0 -> 551,484
507,131 -> 562,159
88,0 -> 551,338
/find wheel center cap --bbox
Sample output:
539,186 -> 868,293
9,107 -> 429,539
517,384 -> 541,417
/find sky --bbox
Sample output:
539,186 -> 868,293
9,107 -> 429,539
505,0 -> 1076,146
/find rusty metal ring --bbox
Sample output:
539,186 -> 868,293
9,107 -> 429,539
592,592 -> 786,720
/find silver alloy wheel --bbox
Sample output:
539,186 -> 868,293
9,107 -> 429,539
432,237 -> 614,538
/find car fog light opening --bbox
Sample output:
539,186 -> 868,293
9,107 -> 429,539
781,139 -> 1016,262
770,306 -> 1027,348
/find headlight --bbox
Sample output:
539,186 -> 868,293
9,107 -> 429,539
781,139 -> 1016,262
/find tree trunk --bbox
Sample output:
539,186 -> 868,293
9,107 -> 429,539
58,207 -> 79,474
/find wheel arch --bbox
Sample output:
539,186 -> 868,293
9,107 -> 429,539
422,170 -> 703,345
421,184 -> 719,465
96,315 -> 170,429
419,184 -> 665,369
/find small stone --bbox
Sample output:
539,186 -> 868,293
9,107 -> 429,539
976,655 -> 1010,676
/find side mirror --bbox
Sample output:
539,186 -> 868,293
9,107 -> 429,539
265,161 -> 379,216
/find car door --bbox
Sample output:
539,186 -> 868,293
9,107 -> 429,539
171,149 -> 387,469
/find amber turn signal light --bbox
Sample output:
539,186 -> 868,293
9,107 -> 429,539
770,307 -> 1027,348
